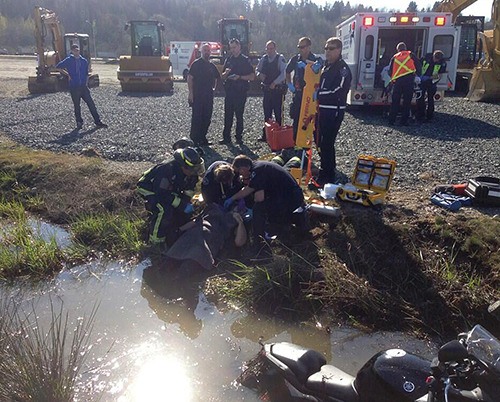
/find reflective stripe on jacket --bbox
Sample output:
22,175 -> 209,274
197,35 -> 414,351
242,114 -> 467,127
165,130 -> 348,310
391,51 -> 416,81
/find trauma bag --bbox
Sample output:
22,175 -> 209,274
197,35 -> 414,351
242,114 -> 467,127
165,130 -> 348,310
464,176 -> 500,206
337,155 -> 396,206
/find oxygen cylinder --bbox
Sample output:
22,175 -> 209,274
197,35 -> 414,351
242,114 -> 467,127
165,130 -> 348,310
308,204 -> 340,217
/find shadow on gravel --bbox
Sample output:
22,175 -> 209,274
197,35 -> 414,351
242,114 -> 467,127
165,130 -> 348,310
117,91 -> 173,98
327,203 -> 453,337
348,107 -> 499,141
199,143 -> 260,166
50,127 -> 99,145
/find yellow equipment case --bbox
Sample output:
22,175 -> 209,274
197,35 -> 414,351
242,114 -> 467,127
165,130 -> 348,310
337,155 -> 396,206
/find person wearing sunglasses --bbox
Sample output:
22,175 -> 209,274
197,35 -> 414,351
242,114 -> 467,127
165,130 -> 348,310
315,37 -> 352,186
285,37 -> 322,140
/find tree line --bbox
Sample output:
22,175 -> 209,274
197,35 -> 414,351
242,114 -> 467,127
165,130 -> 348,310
0,0 -> 479,57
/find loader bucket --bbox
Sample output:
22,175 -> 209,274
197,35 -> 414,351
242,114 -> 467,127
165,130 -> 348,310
467,67 -> 500,102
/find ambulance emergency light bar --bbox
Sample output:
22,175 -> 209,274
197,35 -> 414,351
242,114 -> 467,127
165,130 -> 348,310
362,14 -> 447,26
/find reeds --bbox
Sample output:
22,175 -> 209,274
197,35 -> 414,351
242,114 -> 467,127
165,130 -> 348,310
0,297 -> 97,401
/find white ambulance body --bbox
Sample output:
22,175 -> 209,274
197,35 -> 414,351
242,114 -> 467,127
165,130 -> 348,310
336,12 -> 461,105
169,41 -> 221,80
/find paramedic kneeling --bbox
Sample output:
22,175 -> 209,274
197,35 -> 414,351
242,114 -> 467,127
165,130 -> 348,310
226,155 -> 308,244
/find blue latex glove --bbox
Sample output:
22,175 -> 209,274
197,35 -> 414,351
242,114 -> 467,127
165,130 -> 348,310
243,208 -> 253,222
183,203 -> 194,214
296,61 -> 306,69
287,82 -> 295,93
311,61 -> 322,74
223,197 -> 234,211
312,89 -> 319,102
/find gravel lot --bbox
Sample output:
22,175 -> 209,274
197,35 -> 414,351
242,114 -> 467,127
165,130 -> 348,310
0,65 -> 499,191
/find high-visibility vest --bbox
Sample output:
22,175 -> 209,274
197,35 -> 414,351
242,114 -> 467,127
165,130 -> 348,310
422,60 -> 442,76
391,51 -> 416,81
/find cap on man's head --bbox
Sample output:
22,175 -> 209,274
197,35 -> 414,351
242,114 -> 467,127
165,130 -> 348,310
71,44 -> 80,51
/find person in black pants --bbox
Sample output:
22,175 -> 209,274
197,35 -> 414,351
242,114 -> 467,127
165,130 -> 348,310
220,39 -> 255,145
188,43 -> 221,146
416,50 -> 446,122
256,40 -> 287,141
286,37 -> 322,140
225,155 -> 308,244
316,37 -> 352,186
388,42 -> 421,126
56,44 -> 107,130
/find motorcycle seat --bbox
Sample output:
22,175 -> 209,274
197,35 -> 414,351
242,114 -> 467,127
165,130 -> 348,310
306,364 -> 358,401
271,342 -> 327,383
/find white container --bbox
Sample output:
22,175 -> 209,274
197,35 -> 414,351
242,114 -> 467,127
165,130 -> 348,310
320,183 -> 341,199
308,204 -> 341,217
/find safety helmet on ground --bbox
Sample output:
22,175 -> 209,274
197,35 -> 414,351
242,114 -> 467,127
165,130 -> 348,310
174,147 -> 205,175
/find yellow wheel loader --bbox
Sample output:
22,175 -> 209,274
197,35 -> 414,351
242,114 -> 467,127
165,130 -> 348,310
117,21 -> 173,93
28,7 -> 99,94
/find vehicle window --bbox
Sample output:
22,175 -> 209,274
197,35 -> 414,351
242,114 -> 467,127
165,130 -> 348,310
364,35 -> 374,60
433,35 -> 454,59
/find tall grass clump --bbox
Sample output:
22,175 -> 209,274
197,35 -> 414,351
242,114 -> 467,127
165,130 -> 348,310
0,297 -> 98,402
0,200 -> 64,279
71,212 -> 145,256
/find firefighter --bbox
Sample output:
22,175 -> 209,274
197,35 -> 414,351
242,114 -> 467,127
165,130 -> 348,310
286,37 -> 322,140
201,161 -> 243,206
137,147 -> 205,246
225,155 -> 308,244
416,50 -> 447,122
388,42 -> 421,126
256,40 -> 287,142
316,37 -> 352,185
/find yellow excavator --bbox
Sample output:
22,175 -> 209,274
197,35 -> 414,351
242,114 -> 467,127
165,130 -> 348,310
28,6 -> 99,94
117,20 -> 173,92
438,0 -> 500,101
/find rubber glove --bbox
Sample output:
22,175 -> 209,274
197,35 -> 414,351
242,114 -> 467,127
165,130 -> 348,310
287,82 -> 295,93
223,197 -> 234,211
311,61 -> 322,74
414,76 -> 421,85
312,89 -> 319,102
183,203 -> 194,214
243,208 -> 253,222
297,61 -> 306,69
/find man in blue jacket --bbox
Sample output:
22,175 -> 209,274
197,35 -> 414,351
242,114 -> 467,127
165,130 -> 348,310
56,44 -> 107,130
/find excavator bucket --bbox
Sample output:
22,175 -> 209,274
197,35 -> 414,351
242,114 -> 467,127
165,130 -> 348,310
467,66 -> 500,101
28,75 -> 63,94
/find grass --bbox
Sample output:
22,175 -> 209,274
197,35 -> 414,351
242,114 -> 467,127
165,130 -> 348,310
0,296 -> 98,402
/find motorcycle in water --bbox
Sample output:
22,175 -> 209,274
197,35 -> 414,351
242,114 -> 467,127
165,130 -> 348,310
238,325 -> 500,402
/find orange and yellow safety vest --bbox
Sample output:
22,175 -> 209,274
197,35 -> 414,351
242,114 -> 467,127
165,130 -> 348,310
391,51 -> 416,81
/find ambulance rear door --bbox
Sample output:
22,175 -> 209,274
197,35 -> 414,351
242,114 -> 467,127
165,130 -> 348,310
357,15 -> 378,95
426,25 -> 460,91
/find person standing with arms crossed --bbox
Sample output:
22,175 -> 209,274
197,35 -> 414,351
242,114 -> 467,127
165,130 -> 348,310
219,39 -> 255,145
56,44 -> 107,130
255,40 -> 287,142
315,37 -> 352,186
387,42 -> 421,126
286,37 -> 322,140
188,43 -> 221,146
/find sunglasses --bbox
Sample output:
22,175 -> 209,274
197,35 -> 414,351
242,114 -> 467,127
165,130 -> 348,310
297,44 -> 309,49
324,46 -> 340,51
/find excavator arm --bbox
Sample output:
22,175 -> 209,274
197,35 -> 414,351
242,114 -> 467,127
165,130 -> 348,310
437,0 -> 479,20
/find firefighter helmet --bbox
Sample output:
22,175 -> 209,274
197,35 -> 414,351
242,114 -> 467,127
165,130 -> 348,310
172,137 -> 194,151
174,147 -> 205,175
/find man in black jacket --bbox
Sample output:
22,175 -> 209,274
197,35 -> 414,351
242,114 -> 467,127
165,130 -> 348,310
256,40 -> 287,142
316,37 -> 352,185
220,39 -> 255,145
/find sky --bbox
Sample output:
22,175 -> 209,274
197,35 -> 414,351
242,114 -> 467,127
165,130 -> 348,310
310,0 -> 493,19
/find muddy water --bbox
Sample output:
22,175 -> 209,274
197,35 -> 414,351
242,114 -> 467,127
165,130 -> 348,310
0,222 -> 438,401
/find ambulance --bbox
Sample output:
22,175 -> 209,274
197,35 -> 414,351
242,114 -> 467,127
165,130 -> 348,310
168,41 -> 221,80
336,11 -> 461,105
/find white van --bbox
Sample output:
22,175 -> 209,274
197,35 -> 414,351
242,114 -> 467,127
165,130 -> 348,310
168,41 -> 221,80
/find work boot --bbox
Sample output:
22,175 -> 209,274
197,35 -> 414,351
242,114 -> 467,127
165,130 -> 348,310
95,121 -> 108,129
76,122 -> 83,130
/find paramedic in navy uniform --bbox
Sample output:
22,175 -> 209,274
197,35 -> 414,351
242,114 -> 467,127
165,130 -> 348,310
316,37 -> 352,186
286,37 -> 322,140
220,38 -> 255,145
188,43 -> 221,146
255,40 -> 287,142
